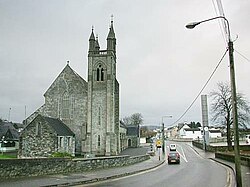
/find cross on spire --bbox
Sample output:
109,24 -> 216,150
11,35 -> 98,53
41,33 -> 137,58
111,14 -> 114,23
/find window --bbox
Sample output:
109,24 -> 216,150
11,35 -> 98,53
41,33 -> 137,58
62,92 -> 70,119
59,137 -> 63,148
97,68 -> 100,81
98,135 -> 101,147
101,68 -> 104,81
97,65 -> 104,82
98,107 -> 101,126
67,137 -> 71,147
36,122 -> 41,136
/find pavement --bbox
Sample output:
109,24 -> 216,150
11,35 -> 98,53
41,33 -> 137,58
0,144 -> 164,187
189,143 -> 250,187
0,143 -> 249,187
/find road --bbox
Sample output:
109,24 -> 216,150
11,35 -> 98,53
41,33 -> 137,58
79,142 -> 230,187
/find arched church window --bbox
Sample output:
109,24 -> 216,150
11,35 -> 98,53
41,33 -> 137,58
62,92 -> 70,119
97,65 -> 104,82
101,68 -> 104,81
97,68 -> 100,81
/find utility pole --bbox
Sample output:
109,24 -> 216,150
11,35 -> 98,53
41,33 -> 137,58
162,115 -> 172,157
228,40 -> 242,186
8,108 -> 11,122
186,16 -> 242,187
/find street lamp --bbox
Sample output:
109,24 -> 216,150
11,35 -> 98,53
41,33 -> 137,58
162,115 -> 172,157
186,16 -> 242,187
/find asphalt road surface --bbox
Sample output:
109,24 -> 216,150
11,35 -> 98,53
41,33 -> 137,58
79,142 -> 230,187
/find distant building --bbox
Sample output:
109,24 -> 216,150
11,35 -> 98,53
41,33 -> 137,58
182,128 -> 202,140
178,124 -> 202,140
167,126 -> 178,139
126,125 -> 140,147
209,129 -> 222,138
119,121 -> 128,152
0,120 -> 22,155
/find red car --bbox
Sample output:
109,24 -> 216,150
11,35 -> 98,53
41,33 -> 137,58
168,152 -> 180,164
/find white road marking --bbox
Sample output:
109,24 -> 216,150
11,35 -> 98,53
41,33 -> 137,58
177,145 -> 188,163
188,145 -> 203,159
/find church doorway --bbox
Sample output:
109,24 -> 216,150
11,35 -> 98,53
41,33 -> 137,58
128,139 -> 132,147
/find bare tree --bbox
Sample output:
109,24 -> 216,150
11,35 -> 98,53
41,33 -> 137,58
130,113 -> 143,126
122,116 -> 132,126
122,113 -> 143,126
210,82 -> 250,150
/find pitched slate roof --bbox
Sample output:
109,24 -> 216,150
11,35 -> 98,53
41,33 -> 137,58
184,128 -> 201,131
126,125 -> 139,136
43,116 -> 75,136
209,129 -> 221,133
0,122 -> 20,140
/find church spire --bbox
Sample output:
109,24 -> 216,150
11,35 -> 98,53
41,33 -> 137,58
88,26 -> 95,53
107,15 -> 115,39
95,35 -> 100,51
107,15 -> 116,53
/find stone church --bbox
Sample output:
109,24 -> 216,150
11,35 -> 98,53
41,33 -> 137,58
20,20 -> 121,157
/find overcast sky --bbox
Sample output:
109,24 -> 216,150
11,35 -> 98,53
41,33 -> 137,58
1,0 -> 250,126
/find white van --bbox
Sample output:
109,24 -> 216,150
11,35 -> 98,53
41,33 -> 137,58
246,135 -> 250,144
169,144 -> 177,151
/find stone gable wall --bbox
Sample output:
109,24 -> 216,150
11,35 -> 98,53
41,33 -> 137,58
19,116 -> 58,158
39,66 -> 88,155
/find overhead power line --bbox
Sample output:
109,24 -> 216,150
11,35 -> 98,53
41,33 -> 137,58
235,50 -> 250,63
170,48 -> 229,126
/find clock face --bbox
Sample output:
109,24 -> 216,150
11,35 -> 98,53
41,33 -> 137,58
204,127 -> 209,131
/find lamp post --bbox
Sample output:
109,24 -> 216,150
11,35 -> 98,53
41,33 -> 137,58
162,115 -> 172,157
186,16 -> 242,187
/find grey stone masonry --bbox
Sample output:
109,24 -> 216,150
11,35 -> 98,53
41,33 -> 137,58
26,64 -> 87,155
0,155 -> 150,179
19,115 -> 75,158
23,20 -> 123,157
85,20 -> 119,156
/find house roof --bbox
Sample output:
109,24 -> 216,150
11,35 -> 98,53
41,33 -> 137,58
43,116 -> 75,136
184,128 -> 201,131
0,122 -> 20,140
126,125 -> 139,136
209,129 -> 221,133
25,115 -> 75,137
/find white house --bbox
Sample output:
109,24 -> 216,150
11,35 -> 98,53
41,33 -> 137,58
209,129 -> 222,138
183,128 -> 202,140
178,124 -> 202,140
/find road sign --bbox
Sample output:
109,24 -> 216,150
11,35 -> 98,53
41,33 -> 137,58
156,140 -> 161,148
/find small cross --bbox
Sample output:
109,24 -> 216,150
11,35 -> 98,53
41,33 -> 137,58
111,14 -> 114,23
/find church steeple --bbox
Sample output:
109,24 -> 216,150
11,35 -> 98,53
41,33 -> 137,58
95,35 -> 100,51
107,16 -> 116,54
88,26 -> 95,54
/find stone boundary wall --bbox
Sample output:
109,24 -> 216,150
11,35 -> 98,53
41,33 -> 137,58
192,140 -> 250,152
0,154 -> 150,180
171,138 -> 193,142
215,152 -> 250,167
